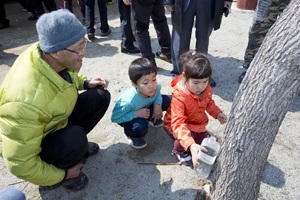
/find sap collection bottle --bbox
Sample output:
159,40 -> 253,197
194,136 -> 220,179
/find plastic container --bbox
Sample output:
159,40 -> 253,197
195,136 -> 220,179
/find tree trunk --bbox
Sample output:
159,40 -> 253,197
212,1 -> 300,199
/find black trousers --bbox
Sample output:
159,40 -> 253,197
39,87 -> 110,169
118,0 -> 135,49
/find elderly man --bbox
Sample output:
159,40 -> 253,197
0,10 -> 110,191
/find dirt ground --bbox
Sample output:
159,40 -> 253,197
0,1 -> 299,200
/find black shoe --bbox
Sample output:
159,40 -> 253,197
62,172 -> 88,191
238,71 -> 246,83
88,142 -> 99,156
27,14 -> 38,20
87,33 -> 95,40
156,51 -> 171,63
148,58 -> 157,68
0,19 -> 10,29
121,46 -> 140,54
210,78 -> 216,87
100,28 -> 111,36
127,137 -> 147,149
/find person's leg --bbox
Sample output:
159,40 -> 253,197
118,0 -> 138,52
78,0 -> 86,20
239,0 -> 289,83
97,0 -> 110,34
39,125 -> 88,169
0,0 -> 9,29
171,0 -> 195,75
85,0 -> 96,37
0,186 -> 26,200
64,0 -> 73,12
41,0 -> 57,12
68,86 -> 111,133
131,1 -> 154,60
151,1 -> 171,53
194,0 -> 214,54
120,118 -> 148,138
30,0 -> 45,17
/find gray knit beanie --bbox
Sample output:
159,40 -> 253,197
36,9 -> 86,53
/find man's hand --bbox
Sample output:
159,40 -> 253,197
65,163 -> 83,180
88,77 -> 109,90
123,0 -> 132,5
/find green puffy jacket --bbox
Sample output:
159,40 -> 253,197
0,43 -> 86,186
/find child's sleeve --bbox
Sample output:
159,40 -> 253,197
111,101 -> 136,124
171,96 -> 195,151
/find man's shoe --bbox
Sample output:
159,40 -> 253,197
0,19 -> 10,29
100,28 -> 111,36
121,46 -> 140,54
88,142 -> 99,156
156,51 -> 171,63
127,137 -> 147,149
27,14 -> 38,20
62,172 -> 88,191
210,78 -> 216,87
87,33 -> 95,40
238,71 -> 246,83
148,58 -> 157,68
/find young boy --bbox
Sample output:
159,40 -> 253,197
111,58 -> 171,149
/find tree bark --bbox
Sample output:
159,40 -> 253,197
212,1 -> 300,199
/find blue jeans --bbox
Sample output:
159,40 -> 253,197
119,94 -> 171,138
0,186 -> 26,200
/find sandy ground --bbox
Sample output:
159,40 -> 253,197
1,1 -> 299,200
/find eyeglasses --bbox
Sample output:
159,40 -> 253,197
63,39 -> 88,56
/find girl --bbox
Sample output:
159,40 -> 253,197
164,51 -> 227,166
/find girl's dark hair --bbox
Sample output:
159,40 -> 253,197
181,51 -> 212,81
128,58 -> 157,84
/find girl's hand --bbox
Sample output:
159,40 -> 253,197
151,104 -> 163,123
217,112 -> 227,124
135,108 -> 150,119
190,143 -> 207,167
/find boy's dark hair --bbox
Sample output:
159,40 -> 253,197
181,51 -> 212,81
128,58 -> 157,84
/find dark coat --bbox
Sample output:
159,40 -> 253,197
164,0 -> 232,33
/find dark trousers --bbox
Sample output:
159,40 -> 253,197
86,0 -> 109,33
119,95 -> 171,138
118,0 -> 135,49
131,0 -> 171,60
29,0 -> 57,17
39,87 -> 111,169
171,0 -> 214,75
0,0 -> 8,25
174,131 -> 207,152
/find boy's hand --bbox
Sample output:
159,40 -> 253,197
217,112 -> 227,124
151,104 -> 163,123
135,108 -> 150,119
